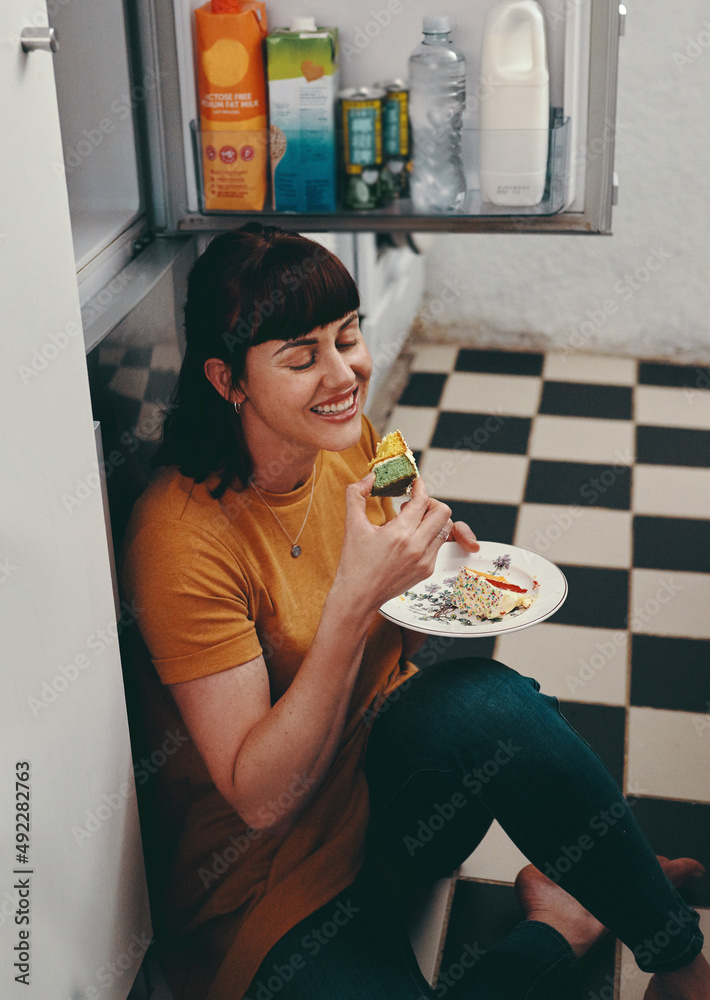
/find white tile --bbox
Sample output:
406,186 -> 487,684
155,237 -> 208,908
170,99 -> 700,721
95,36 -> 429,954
543,352 -> 638,385
106,366 -> 150,401
459,820 -> 529,884
626,707 -> 710,802
134,402 -> 165,443
529,415 -> 635,465
630,570 -> 710,640
406,877 -> 455,986
410,345 -> 459,373
389,406 -> 439,451
636,385 -> 710,430
419,449 -> 529,505
633,465 -> 710,519
495,623 -> 629,706
514,503 -> 632,568
439,372 -> 542,416
151,341 -> 183,372
619,908 -> 710,1000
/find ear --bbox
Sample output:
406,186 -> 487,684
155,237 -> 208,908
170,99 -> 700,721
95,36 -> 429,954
204,358 -> 244,405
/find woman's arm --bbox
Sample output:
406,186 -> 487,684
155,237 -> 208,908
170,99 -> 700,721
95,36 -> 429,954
170,474 -> 453,837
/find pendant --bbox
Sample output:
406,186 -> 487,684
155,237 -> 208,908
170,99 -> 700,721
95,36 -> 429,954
290,545 -> 301,558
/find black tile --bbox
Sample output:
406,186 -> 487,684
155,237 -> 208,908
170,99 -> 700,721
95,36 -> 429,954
106,392 -> 142,438
122,346 -> 154,367
557,702 -> 626,788
398,372 -> 448,407
441,500 -> 518,546
440,882 -> 521,983
631,635 -> 710,713
455,349 -> 543,376
525,460 -> 632,510
431,411 -> 531,454
96,364 -> 119,389
540,381 -> 633,420
413,635 -> 496,670
639,362 -> 710,390
551,565 -> 629,630
144,370 -> 178,406
438,880 -> 616,999
631,798 -> 710,908
633,516 -> 710,573
636,426 -> 710,468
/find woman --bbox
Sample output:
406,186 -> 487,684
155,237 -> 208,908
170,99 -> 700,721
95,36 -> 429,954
121,224 -> 708,1000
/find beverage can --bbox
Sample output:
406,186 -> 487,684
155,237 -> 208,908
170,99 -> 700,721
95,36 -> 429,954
339,87 -> 384,210
377,79 -> 411,198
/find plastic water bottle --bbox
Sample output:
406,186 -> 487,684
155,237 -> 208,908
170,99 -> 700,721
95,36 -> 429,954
408,15 -> 467,213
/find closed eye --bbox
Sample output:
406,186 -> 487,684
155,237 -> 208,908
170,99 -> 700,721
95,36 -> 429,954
289,353 -> 317,371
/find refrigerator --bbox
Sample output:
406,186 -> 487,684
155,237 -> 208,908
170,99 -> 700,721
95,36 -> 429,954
0,1 -> 623,997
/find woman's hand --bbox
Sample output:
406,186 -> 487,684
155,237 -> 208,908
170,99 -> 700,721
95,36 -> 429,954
397,500 -> 479,552
444,520 -> 480,552
334,473 -> 454,613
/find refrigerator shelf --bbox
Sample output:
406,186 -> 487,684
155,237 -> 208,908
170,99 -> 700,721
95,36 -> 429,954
188,117 -> 570,229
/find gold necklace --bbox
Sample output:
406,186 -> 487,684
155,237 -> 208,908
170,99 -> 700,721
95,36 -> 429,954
249,464 -> 317,558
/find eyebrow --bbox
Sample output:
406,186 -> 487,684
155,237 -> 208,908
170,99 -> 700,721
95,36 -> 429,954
272,314 -> 358,356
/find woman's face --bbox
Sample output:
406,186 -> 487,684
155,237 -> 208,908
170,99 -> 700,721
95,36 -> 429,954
238,311 -> 373,459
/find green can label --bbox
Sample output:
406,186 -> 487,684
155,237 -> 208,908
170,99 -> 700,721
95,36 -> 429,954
343,102 -> 382,170
383,91 -> 409,158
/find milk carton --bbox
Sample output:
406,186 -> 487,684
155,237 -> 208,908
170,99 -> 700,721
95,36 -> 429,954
266,18 -> 339,212
195,1 -> 269,211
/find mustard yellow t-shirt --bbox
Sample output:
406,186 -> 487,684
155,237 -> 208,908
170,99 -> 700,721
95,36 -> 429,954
120,416 -> 417,1000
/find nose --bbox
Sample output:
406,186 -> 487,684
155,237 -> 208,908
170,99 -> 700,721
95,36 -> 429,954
321,344 -> 357,389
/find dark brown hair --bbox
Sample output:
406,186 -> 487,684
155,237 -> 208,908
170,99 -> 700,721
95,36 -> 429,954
153,223 -> 360,498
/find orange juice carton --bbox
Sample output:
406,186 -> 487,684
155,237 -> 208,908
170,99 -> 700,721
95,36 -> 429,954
265,18 -> 339,212
194,0 -> 268,211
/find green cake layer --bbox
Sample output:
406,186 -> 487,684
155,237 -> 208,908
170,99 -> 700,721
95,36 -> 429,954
371,454 -> 418,497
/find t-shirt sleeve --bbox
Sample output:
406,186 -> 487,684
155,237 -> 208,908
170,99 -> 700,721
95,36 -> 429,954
121,520 -> 263,685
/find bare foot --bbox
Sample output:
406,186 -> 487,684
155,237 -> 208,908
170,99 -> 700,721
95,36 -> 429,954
514,864 -> 605,958
643,953 -> 710,1000
515,856 -> 705,960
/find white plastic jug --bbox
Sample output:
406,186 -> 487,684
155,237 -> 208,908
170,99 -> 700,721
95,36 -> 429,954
479,0 -> 550,206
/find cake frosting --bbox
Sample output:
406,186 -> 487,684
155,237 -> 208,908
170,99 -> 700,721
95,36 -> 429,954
451,565 -> 535,620
369,429 -> 419,497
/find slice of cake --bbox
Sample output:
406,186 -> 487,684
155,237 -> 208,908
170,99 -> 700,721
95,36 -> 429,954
451,565 -> 535,620
369,429 -> 419,497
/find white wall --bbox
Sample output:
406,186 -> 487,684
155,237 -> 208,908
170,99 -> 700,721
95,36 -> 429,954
419,0 -> 710,364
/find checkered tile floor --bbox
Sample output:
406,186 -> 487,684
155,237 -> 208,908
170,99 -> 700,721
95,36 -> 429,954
96,334 -> 709,998
385,346 -> 710,999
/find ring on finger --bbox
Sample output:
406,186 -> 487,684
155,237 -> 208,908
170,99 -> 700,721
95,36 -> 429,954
436,528 -> 449,541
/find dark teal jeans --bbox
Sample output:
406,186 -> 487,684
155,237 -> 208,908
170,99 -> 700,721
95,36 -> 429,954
244,659 -> 703,999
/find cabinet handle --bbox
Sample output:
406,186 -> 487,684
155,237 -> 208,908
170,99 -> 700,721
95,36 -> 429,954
20,27 -> 59,54
618,4 -> 627,36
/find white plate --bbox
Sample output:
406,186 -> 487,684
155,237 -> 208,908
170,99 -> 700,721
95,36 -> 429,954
379,541 -> 568,638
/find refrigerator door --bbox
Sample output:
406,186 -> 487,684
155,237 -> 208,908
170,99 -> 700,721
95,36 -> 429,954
0,3 -> 151,999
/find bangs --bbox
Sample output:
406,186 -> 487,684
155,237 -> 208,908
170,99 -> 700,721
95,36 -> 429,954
225,236 -> 360,349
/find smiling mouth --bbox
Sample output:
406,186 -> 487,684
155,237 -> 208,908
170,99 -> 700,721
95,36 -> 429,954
311,388 -> 358,415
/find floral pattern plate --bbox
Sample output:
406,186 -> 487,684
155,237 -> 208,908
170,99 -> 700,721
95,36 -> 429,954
379,541 -> 568,638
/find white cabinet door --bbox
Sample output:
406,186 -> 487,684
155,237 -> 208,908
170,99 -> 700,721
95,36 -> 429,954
0,3 -> 151,999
